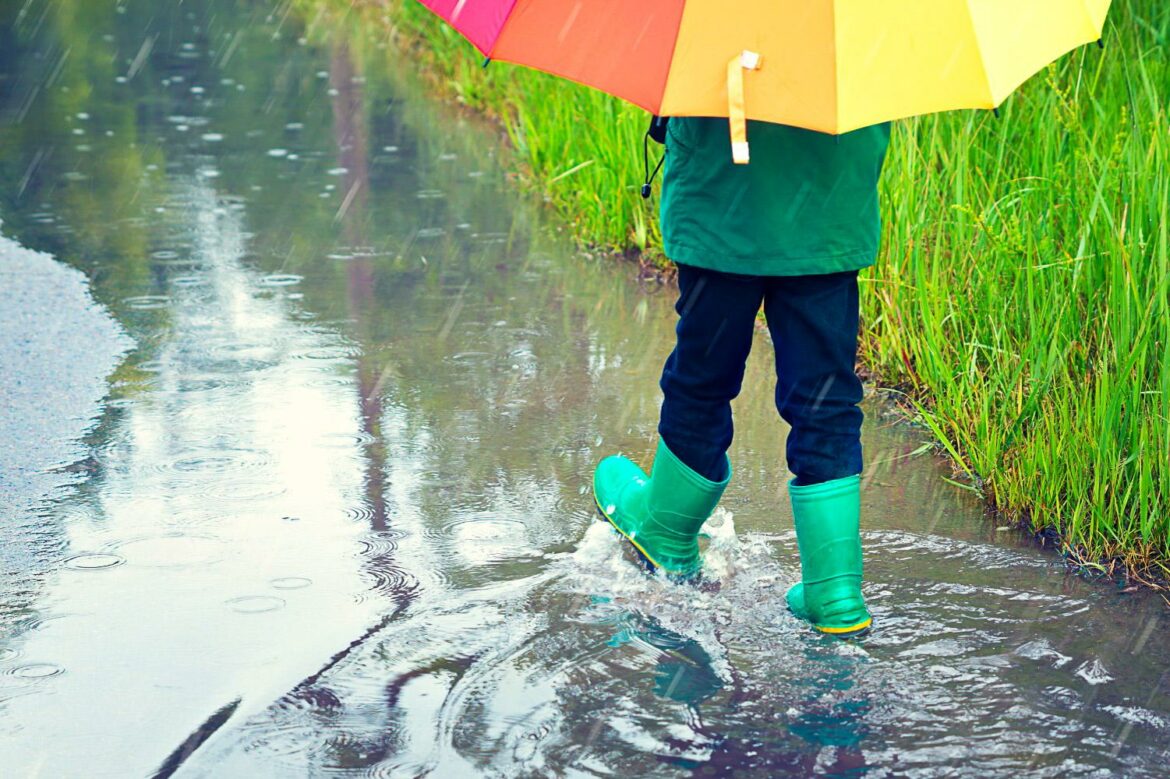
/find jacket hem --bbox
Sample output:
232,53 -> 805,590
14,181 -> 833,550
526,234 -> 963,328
663,241 -> 878,277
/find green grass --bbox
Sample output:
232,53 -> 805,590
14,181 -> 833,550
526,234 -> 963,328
297,0 -> 1170,583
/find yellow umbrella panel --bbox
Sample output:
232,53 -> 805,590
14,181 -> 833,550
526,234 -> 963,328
659,0 -> 1112,134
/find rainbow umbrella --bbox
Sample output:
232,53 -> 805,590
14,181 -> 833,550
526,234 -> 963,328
417,0 -> 1112,162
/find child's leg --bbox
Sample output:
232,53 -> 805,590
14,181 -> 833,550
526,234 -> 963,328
658,263 -> 766,482
763,270 -> 870,635
762,270 -> 864,484
593,262 -> 756,576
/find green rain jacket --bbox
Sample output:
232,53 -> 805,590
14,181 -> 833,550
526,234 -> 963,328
660,117 -> 891,276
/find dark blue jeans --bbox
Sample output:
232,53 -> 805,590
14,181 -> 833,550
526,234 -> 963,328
658,263 -> 864,486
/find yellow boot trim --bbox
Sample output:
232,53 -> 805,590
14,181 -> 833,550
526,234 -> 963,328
593,493 -> 675,574
813,617 -> 873,636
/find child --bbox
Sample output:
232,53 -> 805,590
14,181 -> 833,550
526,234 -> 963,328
594,116 -> 891,637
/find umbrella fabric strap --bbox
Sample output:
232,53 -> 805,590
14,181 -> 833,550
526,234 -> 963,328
728,50 -> 761,164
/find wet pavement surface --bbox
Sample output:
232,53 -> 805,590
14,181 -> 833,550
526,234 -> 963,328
0,234 -> 131,519
2,2 -> 1169,777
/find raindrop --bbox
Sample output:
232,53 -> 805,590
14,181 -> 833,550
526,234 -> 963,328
225,596 -> 286,614
358,562 -> 415,600
290,344 -> 361,361
416,189 -> 444,199
205,480 -> 287,503
471,231 -> 508,244
10,663 -> 64,679
271,577 -> 312,590
117,535 -> 225,567
267,148 -> 289,158
64,553 -> 125,570
170,275 -> 208,287
316,431 -> 376,448
122,294 -> 170,308
354,530 -> 406,555
202,132 -> 224,142
416,227 -> 446,239
346,504 -> 377,523
259,273 -> 303,287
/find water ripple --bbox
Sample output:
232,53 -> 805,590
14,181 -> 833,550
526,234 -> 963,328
259,273 -> 304,287
153,447 -> 272,475
122,295 -> 172,310
63,553 -> 125,571
115,535 -> 226,567
224,596 -> 286,614
270,577 -> 313,590
8,663 -> 65,679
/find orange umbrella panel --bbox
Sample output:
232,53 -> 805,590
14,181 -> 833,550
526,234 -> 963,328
421,0 -> 685,114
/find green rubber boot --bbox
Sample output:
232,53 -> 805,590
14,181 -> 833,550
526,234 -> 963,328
785,474 -> 872,636
593,439 -> 731,578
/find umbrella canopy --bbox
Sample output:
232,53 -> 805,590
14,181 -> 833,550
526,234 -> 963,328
418,0 -> 1111,156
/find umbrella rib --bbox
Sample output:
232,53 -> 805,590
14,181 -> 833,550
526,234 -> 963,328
963,0 -> 997,109
655,0 -> 689,116
831,0 -> 839,133
483,0 -> 525,59
1080,0 -> 1110,34
1082,0 -> 1110,41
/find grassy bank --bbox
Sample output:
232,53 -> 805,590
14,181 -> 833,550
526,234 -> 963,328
296,0 -> 1170,584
